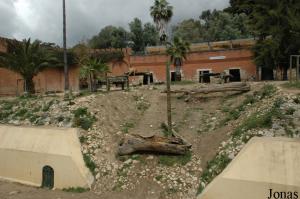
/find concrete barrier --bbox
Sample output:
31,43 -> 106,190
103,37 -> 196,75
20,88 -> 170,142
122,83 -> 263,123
0,125 -> 94,189
198,137 -> 300,199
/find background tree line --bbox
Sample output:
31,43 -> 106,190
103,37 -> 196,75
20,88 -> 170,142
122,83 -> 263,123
226,0 -> 300,79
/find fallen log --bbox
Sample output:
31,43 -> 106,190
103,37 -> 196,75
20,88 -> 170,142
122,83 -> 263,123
118,134 -> 192,155
162,82 -> 250,94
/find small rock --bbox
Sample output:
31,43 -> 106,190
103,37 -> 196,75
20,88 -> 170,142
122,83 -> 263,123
9,191 -> 20,195
132,160 -> 140,164
147,155 -> 154,160
95,173 -> 100,180
124,159 -> 132,165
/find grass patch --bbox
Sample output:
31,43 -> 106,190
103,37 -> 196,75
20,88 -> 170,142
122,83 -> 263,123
83,154 -> 97,175
232,98 -> 284,139
282,82 -> 300,89
63,187 -> 89,193
121,122 -> 135,133
197,154 -> 231,194
256,84 -> 277,99
160,122 -> 173,137
137,101 -> 150,112
158,151 -> 192,166
42,100 -> 54,112
171,80 -> 195,85
220,85 -> 277,126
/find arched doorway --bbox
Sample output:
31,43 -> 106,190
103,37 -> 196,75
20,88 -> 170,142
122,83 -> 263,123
42,166 -> 54,189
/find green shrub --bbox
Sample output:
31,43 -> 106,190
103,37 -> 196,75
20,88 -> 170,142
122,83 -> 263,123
73,107 -> 88,117
286,107 -> 296,115
15,108 -> 28,117
72,107 -> 96,130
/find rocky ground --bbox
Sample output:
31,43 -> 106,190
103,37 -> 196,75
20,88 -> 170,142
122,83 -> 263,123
0,82 -> 299,199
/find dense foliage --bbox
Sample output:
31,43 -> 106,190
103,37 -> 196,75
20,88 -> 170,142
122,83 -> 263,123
172,10 -> 250,44
129,18 -> 159,53
0,39 -> 59,94
227,0 -> 300,79
166,37 -> 190,80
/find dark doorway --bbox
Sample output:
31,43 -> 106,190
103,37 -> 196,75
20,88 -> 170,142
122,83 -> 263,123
143,74 -> 154,85
171,72 -> 177,82
229,69 -> 241,82
261,67 -> 274,80
199,70 -> 210,83
42,166 -> 54,189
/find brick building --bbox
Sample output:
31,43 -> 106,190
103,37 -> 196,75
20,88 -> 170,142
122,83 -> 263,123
0,37 -> 258,96
111,39 -> 257,84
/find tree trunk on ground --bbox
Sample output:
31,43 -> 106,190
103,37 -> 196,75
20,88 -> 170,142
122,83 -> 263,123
162,82 -> 250,94
118,134 -> 192,155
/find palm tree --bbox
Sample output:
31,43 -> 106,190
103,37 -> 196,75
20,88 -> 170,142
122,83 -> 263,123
150,0 -> 173,135
80,58 -> 109,92
0,39 -> 57,94
150,0 -> 173,43
167,37 -> 191,81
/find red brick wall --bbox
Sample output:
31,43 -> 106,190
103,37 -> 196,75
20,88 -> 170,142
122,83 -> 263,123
0,66 -> 80,96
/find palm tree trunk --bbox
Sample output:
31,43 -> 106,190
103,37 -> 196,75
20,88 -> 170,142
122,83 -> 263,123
63,0 -> 69,93
166,61 -> 172,135
24,77 -> 35,94
89,73 -> 93,92
175,65 -> 181,81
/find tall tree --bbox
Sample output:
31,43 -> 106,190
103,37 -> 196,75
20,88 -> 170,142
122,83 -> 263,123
167,37 -> 190,81
0,39 -> 58,94
150,0 -> 173,134
143,23 -> 159,47
172,19 -> 203,43
129,18 -> 145,52
111,27 -> 129,50
150,0 -> 173,43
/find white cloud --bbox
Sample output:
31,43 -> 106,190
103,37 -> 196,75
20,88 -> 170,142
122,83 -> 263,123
0,0 -> 229,46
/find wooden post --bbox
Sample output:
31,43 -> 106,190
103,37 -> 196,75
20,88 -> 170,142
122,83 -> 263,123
296,55 -> 300,82
166,61 -> 172,134
106,78 -> 110,91
126,76 -> 129,91
290,56 -> 293,82
62,0 -> 69,94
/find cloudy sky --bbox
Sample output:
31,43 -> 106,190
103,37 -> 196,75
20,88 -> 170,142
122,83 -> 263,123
1,0 -> 229,47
